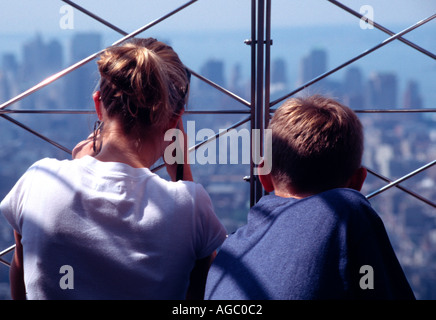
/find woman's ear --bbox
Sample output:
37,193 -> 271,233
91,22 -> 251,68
166,109 -> 185,131
93,91 -> 103,120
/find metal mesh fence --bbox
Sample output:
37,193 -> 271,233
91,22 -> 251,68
0,0 -> 435,298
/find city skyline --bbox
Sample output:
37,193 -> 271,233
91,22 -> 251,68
0,30 -> 430,112
1,1 -> 436,298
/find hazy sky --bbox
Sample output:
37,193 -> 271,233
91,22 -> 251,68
1,0 -> 435,107
0,0 -> 435,35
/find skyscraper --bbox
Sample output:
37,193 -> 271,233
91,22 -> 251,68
0,54 -> 18,102
271,58 -> 288,85
342,67 -> 364,109
2,54 -> 18,75
19,35 -> 64,109
65,33 -> 102,109
366,72 -> 398,109
21,34 -> 63,84
299,48 -> 327,85
0,72 -> 9,102
271,58 -> 288,97
200,59 -> 226,89
403,80 -> 423,109
195,59 -> 227,109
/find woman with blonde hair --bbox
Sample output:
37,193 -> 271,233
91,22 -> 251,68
1,38 -> 227,300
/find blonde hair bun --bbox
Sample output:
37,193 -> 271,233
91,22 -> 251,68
97,38 -> 188,136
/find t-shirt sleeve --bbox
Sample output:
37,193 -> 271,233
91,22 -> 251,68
0,162 -> 39,235
193,184 -> 227,259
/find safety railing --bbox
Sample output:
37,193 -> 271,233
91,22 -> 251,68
0,0 -> 435,293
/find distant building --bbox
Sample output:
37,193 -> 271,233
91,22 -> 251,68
298,48 -> 342,97
228,63 -> 248,103
0,71 -> 9,102
65,33 -> 102,109
45,39 -> 63,73
21,34 -> 63,83
200,59 -> 226,89
342,67 -> 365,109
366,72 -> 398,109
195,59 -> 227,109
344,67 -> 363,96
299,48 -> 327,85
271,58 -> 288,85
403,80 -> 423,109
2,54 -> 19,75
0,54 -> 17,102
18,35 -> 64,109
271,58 -> 288,96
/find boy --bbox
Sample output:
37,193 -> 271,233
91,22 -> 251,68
205,95 -> 415,300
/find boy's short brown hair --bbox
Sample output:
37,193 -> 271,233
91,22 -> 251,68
268,95 -> 364,195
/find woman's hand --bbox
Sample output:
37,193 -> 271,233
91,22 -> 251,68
165,120 -> 193,182
72,134 -> 96,159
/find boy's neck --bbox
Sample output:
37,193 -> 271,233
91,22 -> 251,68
274,187 -> 312,200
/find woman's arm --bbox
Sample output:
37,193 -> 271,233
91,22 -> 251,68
165,119 -> 193,182
10,231 -> 26,300
186,251 -> 217,300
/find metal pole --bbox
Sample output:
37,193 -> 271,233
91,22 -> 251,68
0,109 -> 95,115
367,159 -> 436,199
0,0 -> 198,111
63,1 -> 250,108
0,115 -> 72,155
0,245 -> 15,267
270,108 -> 436,114
260,0 -> 272,198
264,0 -> 272,129
151,117 -> 251,173
327,0 -> 436,60
270,12 -> 436,107
188,69 -> 251,107
62,0 -> 128,36
365,167 -> 436,208
249,0 -> 257,207
254,0 -> 265,204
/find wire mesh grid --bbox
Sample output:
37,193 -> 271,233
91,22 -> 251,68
0,0 -> 435,297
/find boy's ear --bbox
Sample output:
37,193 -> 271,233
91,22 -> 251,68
258,160 -> 275,193
347,167 -> 367,192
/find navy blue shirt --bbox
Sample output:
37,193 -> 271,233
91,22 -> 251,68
205,189 -> 415,300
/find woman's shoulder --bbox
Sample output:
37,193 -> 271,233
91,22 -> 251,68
31,157 -> 72,168
154,176 -> 209,199
21,157 -> 68,176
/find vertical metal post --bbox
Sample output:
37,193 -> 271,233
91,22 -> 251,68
265,0 -> 272,129
252,0 -> 265,202
254,0 -> 265,204
250,0 -> 257,207
262,0 -> 272,198
250,0 -> 271,206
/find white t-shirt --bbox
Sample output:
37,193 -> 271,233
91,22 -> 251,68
1,156 -> 227,300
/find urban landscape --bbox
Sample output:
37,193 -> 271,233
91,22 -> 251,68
0,28 -> 436,299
